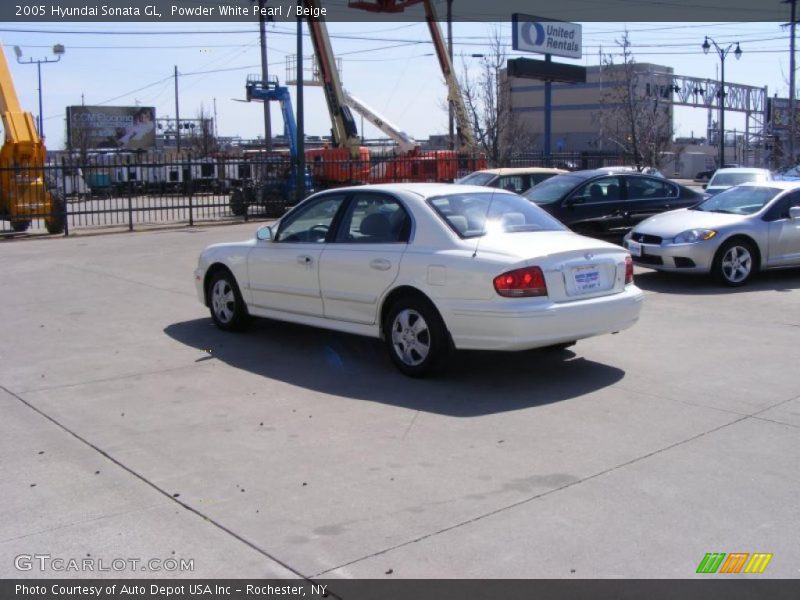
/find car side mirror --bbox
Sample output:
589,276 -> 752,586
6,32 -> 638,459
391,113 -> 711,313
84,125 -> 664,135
256,225 -> 273,241
701,184 -> 707,190
790,206 -> 800,220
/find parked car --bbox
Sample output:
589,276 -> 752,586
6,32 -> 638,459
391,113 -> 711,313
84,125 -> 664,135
703,167 -> 772,197
195,183 -> 644,376
522,169 -> 702,237
456,167 -> 566,193
624,181 -> 800,286
695,164 -> 739,182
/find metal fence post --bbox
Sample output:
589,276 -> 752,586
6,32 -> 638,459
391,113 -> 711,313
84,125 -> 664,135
60,157 -> 69,237
187,154 -> 194,226
126,155 -> 134,231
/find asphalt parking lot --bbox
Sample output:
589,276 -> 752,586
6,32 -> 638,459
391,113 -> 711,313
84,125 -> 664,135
2,223 -> 799,579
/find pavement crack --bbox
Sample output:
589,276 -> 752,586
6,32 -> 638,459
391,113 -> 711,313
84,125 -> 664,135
312,412 -> 751,577
1,384 -> 309,582
401,411 -> 420,440
18,363 -> 207,394
57,263 -> 193,298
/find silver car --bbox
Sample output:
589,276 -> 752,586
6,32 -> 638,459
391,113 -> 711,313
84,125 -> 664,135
624,181 -> 800,286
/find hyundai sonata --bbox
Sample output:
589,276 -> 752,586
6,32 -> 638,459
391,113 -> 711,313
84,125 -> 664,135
195,184 -> 644,376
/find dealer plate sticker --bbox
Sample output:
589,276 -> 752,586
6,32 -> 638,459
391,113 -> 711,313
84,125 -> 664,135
627,241 -> 642,257
573,265 -> 602,293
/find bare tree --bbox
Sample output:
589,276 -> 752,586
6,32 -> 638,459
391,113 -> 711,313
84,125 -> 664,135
460,28 -> 537,166
595,32 -> 674,169
189,103 -> 219,157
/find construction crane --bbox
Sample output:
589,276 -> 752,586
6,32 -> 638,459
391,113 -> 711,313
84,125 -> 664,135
229,75 -> 314,217
303,0 -> 362,159
342,88 -> 418,154
348,0 -> 476,151
0,43 -> 63,234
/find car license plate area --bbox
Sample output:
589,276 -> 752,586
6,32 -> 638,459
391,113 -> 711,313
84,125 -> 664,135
627,240 -> 642,257
568,264 -> 613,296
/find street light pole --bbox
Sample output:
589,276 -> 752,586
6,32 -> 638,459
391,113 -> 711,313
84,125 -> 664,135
702,36 -> 742,167
14,44 -> 64,140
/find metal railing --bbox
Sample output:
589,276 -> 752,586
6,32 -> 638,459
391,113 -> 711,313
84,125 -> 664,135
0,151 -> 627,237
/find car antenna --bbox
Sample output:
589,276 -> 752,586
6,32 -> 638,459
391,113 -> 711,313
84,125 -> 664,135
472,187 -> 498,258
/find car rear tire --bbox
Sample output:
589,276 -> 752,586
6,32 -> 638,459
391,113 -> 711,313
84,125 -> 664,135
713,239 -> 757,287
229,188 -> 247,216
208,270 -> 249,331
10,219 -> 30,232
45,192 -> 66,235
384,296 -> 450,377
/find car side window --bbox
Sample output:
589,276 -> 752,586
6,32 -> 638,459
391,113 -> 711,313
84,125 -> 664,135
763,191 -> 800,221
498,176 -> 525,193
335,193 -> 411,244
276,195 -> 346,243
571,177 -> 621,203
625,176 -> 678,200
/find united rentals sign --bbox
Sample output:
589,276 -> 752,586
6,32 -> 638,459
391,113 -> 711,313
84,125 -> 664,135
512,15 -> 582,60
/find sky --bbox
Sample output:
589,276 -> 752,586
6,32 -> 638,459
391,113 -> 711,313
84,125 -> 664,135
0,18 -> 794,150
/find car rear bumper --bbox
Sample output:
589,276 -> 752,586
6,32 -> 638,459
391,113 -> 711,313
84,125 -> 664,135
441,285 -> 644,351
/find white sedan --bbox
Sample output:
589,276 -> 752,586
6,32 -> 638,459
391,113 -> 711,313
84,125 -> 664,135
194,183 -> 644,376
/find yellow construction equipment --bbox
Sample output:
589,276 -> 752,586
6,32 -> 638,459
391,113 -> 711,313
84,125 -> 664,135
0,43 -> 63,234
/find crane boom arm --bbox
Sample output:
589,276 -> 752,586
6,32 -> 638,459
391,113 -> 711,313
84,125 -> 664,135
303,0 -> 362,158
0,44 -> 44,152
421,0 -> 475,150
246,76 -> 298,158
342,89 -> 418,154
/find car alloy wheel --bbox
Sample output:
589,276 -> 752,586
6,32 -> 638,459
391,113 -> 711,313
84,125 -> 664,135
211,279 -> 236,324
384,296 -> 450,377
208,270 -> 249,331
391,309 -> 430,367
720,245 -> 752,284
713,238 -> 758,287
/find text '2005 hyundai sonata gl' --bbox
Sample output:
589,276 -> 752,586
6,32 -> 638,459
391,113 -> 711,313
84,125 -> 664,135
194,184 -> 644,376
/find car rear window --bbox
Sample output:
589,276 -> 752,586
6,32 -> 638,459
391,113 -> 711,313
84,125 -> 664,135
455,172 -> 495,186
709,172 -> 769,187
428,192 -> 566,238
523,174 -> 585,204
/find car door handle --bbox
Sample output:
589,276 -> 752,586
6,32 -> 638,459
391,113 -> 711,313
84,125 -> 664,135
370,258 -> 392,271
297,255 -> 313,265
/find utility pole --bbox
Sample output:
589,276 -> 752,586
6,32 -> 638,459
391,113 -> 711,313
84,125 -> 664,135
258,0 -> 273,151
174,65 -> 181,152
785,0 -> 797,166
446,0 -> 454,150
296,14 -> 305,203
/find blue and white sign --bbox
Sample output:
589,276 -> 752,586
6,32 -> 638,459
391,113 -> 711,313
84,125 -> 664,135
512,14 -> 582,60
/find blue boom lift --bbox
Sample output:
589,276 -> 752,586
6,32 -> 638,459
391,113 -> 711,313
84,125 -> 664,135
229,75 -> 314,218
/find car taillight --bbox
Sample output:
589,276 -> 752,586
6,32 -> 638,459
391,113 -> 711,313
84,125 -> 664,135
493,266 -> 547,297
625,255 -> 634,284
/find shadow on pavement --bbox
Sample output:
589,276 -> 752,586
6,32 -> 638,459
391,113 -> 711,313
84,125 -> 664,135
164,318 -> 626,418
634,267 -> 800,295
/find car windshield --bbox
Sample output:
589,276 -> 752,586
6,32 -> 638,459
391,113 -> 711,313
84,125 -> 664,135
429,192 -> 566,238
523,174 -> 585,204
455,172 -> 495,186
693,186 -> 781,214
708,172 -> 768,187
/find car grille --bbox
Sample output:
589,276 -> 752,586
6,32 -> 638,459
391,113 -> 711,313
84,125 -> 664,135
634,253 -> 664,266
630,232 -> 663,244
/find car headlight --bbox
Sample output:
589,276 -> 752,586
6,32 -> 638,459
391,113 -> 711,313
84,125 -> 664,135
673,228 -> 717,244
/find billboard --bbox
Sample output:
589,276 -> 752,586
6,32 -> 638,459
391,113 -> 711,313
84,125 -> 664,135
67,105 -> 156,150
512,14 -> 582,60
768,98 -> 800,133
